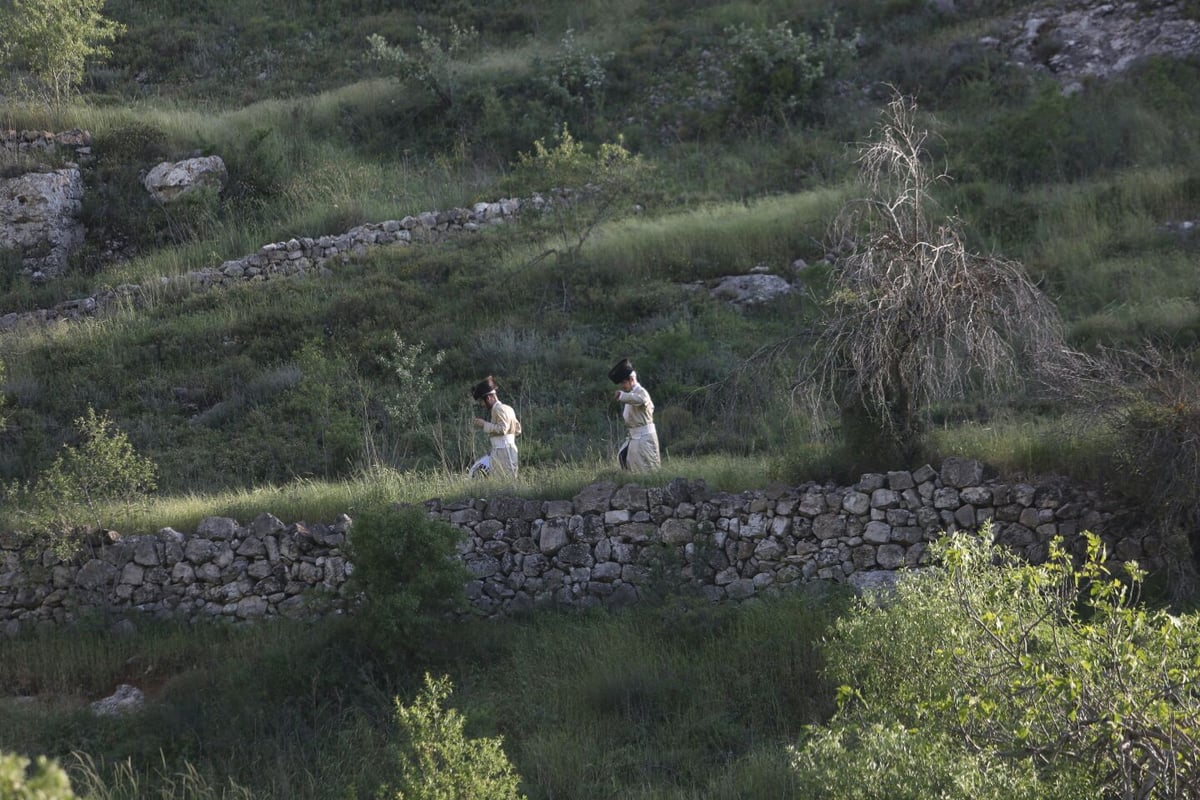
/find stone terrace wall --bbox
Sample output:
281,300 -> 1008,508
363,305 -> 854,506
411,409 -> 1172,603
0,459 -> 1139,635
0,191 -> 563,332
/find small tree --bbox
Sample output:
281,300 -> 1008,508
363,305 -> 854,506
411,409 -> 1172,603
384,673 -> 527,800
514,124 -> 649,269
539,28 -> 612,123
8,406 -> 157,557
290,339 -> 361,476
725,18 -> 855,124
343,504 -> 470,656
366,23 -> 478,109
810,526 -> 1200,798
0,0 -> 125,109
799,93 -> 1080,462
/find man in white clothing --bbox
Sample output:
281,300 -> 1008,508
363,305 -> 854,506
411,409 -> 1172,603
472,375 -> 521,477
609,357 -> 661,472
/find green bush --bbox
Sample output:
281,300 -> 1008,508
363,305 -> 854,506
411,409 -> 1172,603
724,18 -> 855,124
5,406 -> 157,557
788,723 -> 1069,800
0,752 -> 76,800
384,673 -> 527,800
962,81 -> 1137,188
343,504 -> 471,655
816,526 -> 1200,798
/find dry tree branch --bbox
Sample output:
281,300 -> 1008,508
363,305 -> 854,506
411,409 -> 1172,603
797,91 -> 1091,458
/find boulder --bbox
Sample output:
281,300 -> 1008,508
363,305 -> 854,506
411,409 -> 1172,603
709,274 -> 794,310
143,155 -> 227,203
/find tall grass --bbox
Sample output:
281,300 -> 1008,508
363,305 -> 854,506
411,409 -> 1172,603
41,453 -> 776,539
0,588 -> 844,800
461,591 -> 843,799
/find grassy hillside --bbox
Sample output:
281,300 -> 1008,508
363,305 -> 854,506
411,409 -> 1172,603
1,0 -> 1198,512
2,1 -> 1200,797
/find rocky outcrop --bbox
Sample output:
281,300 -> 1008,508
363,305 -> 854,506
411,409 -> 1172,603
0,167 -> 84,279
990,1 -> 1200,93
708,272 -> 796,310
0,130 -> 91,279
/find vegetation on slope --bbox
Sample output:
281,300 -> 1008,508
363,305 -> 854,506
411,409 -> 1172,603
2,0 -> 1200,796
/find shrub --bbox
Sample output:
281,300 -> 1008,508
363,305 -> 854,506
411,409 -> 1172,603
724,18 -> 855,124
1092,345 -> 1200,601
5,406 -> 157,557
509,125 -> 650,269
536,29 -> 613,125
788,723 -> 1062,800
817,526 -> 1200,798
799,93 -> 1083,462
383,673 -> 527,800
343,504 -> 471,656
367,22 -> 479,110
0,752 -> 76,800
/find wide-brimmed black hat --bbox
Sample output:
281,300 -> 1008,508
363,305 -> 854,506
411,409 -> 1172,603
608,358 -> 634,384
472,375 -> 498,400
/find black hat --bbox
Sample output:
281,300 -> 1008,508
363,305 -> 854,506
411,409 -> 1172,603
608,358 -> 634,384
472,375 -> 498,400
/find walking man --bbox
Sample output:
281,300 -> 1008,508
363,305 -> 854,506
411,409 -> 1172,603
472,375 -> 522,477
609,358 -> 661,472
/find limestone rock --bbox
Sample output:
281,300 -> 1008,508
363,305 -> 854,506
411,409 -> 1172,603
143,155 -> 227,203
0,167 -> 84,277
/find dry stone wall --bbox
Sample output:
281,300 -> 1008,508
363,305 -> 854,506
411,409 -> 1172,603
0,459 -> 1139,636
0,193 -> 551,332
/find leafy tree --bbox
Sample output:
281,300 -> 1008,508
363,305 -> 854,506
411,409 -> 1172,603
384,673 -> 527,800
343,504 -> 470,656
6,406 -> 157,557
366,23 -> 478,109
374,334 -> 447,467
725,18 -> 855,124
810,525 -> 1200,799
0,0 -> 125,109
0,753 -> 76,800
513,124 -> 650,269
798,93 -> 1082,462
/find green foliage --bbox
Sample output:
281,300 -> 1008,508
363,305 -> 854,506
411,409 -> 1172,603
1096,347 -> 1200,599
378,335 -> 445,432
343,504 -> 470,655
815,525 -> 1200,798
288,339 -> 362,476
5,406 -> 157,557
788,723 -> 1061,799
724,18 -> 855,123
384,673 -> 527,800
0,752 -> 76,800
512,125 -> 650,268
537,29 -> 613,124
0,359 -> 9,433
964,81 -> 1133,187
367,23 -> 479,110
0,0 -> 125,109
